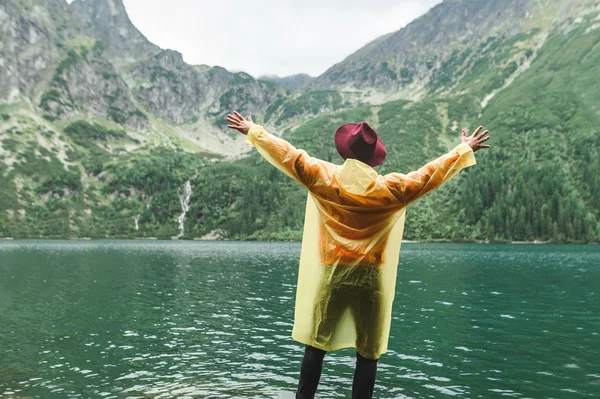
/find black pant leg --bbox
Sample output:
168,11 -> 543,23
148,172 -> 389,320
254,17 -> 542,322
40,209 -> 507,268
296,345 -> 327,399
352,351 -> 379,399
348,268 -> 381,398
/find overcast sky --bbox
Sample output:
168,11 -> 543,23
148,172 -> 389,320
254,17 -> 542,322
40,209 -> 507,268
76,0 -> 444,78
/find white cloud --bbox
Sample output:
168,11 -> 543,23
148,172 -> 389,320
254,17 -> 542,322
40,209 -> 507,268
75,0 -> 444,77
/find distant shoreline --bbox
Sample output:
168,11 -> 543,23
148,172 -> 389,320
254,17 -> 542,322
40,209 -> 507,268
0,237 -> 597,244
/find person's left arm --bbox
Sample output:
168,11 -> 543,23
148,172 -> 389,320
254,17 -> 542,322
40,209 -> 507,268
226,111 -> 327,188
384,126 -> 489,205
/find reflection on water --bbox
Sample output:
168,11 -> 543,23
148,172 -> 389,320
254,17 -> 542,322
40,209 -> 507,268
0,241 -> 599,398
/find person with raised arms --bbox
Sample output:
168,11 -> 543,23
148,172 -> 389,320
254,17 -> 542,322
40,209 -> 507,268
226,111 -> 490,398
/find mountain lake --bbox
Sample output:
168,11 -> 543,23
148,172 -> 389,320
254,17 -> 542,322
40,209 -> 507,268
0,241 -> 598,398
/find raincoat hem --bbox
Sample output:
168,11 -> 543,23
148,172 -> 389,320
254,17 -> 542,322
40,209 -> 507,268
291,334 -> 384,360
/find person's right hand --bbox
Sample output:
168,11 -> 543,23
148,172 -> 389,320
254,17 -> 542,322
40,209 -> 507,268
461,125 -> 490,152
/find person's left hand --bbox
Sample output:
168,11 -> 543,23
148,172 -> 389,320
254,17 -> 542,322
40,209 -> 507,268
461,125 -> 490,152
226,111 -> 254,135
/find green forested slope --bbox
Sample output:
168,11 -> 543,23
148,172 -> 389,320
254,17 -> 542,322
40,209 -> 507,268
186,18 -> 600,243
0,1 -> 598,242
461,18 -> 600,242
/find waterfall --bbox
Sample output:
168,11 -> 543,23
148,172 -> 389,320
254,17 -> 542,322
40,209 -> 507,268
133,215 -> 140,231
177,180 -> 192,237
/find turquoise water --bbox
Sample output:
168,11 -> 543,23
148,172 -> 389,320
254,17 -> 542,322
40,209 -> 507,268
0,241 -> 599,398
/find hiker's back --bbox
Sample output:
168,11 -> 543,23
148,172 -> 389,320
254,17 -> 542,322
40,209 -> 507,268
308,161 -> 405,267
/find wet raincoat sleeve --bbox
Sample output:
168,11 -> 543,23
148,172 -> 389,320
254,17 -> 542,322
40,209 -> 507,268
384,143 -> 476,205
245,124 -> 330,188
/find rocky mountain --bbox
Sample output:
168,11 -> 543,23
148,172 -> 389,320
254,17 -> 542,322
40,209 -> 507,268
0,0 -> 598,242
310,0 -> 599,103
0,0 -> 282,157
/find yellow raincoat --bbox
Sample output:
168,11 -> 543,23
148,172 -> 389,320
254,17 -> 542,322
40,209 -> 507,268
246,124 -> 476,359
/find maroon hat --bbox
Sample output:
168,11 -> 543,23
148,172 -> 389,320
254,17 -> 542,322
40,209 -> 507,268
334,122 -> 387,167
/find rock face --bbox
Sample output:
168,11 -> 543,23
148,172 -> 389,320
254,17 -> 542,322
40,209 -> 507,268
40,45 -> 146,127
0,0 -> 72,102
130,49 -> 278,125
70,0 -> 160,66
67,0 -> 279,128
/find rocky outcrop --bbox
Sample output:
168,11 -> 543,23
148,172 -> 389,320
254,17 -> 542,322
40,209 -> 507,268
130,49 -> 279,124
0,0 -> 72,102
67,0 -> 281,127
39,45 -> 146,127
70,0 -> 160,66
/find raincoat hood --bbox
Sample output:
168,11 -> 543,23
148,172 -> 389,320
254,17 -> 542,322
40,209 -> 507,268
336,159 -> 378,195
